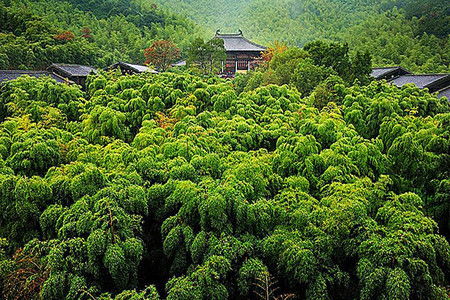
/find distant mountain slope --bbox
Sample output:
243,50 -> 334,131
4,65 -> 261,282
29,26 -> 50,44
1,0 -> 447,72
152,0 -> 449,72
153,0 -> 449,43
152,0 -> 386,44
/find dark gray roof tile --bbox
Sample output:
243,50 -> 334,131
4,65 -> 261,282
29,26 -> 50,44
390,74 -> 449,89
49,63 -> 97,77
215,31 -> 266,52
438,86 -> 450,100
371,66 -> 410,79
109,62 -> 157,73
0,70 -> 67,83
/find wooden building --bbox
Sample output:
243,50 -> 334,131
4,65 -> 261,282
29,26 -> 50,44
215,30 -> 266,75
108,62 -> 158,75
48,63 -> 97,87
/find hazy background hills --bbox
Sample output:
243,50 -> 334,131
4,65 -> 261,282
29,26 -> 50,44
1,0 -> 448,72
152,0 -> 449,72
152,0 -> 448,43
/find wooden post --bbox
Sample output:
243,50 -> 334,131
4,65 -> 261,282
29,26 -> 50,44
235,59 -> 238,74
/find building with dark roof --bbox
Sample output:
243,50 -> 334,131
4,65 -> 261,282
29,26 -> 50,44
437,86 -> 450,100
215,30 -> 266,75
47,63 -> 97,87
172,60 -> 187,67
108,62 -> 158,75
389,74 -> 450,93
371,66 -> 450,100
371,66 -> 411,80
0,70 -> 69,84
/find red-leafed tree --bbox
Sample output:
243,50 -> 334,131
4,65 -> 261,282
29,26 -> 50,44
54,31 -> 75,41
262,41 -> 287,63
144,40 -> 180,72
81,27 -> 93,39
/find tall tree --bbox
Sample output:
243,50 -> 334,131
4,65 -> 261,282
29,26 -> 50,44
187,38 -> 226,74
144,40 -> 181,72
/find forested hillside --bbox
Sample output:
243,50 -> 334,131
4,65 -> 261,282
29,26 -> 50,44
154,0 -> 449,72
0,0 -> 450,299
154,0 -> 380,44
0,0 -> 201,69
1,0 -> 448,72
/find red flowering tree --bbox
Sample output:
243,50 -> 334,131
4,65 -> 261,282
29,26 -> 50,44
144,40 -> 180,72
81,27 -> 93,39
54,31 -> 75,41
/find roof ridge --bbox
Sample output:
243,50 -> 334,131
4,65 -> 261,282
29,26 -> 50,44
118,61 -> 147,66
0,70 -> 50,73
215,29 -> 243,37
437,85 -> 450,91
400,73 -> 449,76
216,33 -> 243,37
240,36 -> 266,50
372,66 -> 402,69
51,63 -> 95,68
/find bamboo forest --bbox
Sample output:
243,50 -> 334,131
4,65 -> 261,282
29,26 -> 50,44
0,0 -> 449,299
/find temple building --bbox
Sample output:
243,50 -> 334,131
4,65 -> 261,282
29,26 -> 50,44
48,63 -> 97,87
389,74 -> 450,93
370,66 -> 411,81
215,30 -> 266,75
0,70 -> 68,84
108,62 -> 158,75
371,66 -> 450,100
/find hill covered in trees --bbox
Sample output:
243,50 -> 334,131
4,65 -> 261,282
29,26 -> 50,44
0,0 -> 201,69
1,0 -> 448,72
153,0 -> 449,72
0,0 -> 450,299
0,59 -> 449,299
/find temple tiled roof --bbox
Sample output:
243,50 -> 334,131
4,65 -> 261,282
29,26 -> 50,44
109,62 -> 158,73
48,63 -> 97,77
437,86 -> 450,100
371,66 -> 410,80
215,30 -> 266,52
0,70 -> 67,83
390,74 -> 450,91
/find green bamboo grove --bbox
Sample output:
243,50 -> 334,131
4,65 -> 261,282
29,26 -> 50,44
0,70 -> 449,299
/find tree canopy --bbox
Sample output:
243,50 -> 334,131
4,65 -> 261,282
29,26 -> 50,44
0,0 -> 201,69
0,0 -> 449,299
154,0 -> 449,73
0,64 -> 448,299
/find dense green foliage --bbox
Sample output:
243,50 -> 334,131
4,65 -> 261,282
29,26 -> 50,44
1,0 -> 448,72
0,0 -> 200,69
235,40 -> 372,106
0,0 -> 449,298
339,9 -> 450,73
154,0 -> 381,44
154,0 -> 449,72
0,67 -> 448,299
186,37 -> 226,74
